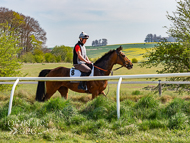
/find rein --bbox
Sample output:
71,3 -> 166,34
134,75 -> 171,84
113,66 -> 123,71
93,49 -> 130,74
93,65 -> 108,72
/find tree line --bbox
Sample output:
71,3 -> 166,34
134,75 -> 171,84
0,7 -> 72,63
92,38 -> 107,47
0,7 -> 46,54
0,7 -> 72,90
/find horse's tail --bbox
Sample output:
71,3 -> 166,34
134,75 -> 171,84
35,69 -> 51,102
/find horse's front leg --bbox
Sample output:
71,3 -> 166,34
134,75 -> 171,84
100,91 -> 107,97
92,90 -> 99,99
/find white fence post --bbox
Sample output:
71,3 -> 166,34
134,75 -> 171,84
8,78 -> 19,116
117,77 -> 122,119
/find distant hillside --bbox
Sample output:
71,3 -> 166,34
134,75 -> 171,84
86,42 -> 157,61
48,42 -> 157,62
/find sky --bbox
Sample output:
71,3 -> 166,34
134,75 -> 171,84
0,0 -> 179,47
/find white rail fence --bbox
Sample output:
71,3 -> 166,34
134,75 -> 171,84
1,72 -> 190,119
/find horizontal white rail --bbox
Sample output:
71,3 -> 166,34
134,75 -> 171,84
1,81 -> 190,85
1,72 -> 190,119
0,72 -> 190,81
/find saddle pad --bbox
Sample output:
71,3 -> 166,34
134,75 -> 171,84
70,66 -> 94,77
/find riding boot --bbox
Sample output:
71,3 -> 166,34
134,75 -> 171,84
78,72 -> 88,90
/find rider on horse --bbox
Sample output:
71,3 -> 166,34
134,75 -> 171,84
73,31 -> 92,91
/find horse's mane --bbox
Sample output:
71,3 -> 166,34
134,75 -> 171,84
94,49 -> 115,64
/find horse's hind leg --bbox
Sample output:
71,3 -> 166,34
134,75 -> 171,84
44,81 -> 60,101
58,86 -> 68,99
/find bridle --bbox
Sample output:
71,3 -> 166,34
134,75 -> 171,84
93,50 -> 132,73
113,50 -> 132,71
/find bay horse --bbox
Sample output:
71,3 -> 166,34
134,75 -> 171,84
35,46 -> 133,101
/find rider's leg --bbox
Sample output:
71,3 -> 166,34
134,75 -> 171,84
74,64 -> 92,90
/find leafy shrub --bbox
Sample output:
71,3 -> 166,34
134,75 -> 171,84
69,114 -> 87,125
34,55 -> 45,63
0,106 -> 8,119
36,98 -> 70,117
65,52 -> 73,63
21,52 -> 35,63
92,106 -> 108,120
138,119 -> 167,131
132,58 -> 138,63
132,90 -> 141,95
121,99 -> 135,107
76,119 -> 108,134
45,53 -> 56,63
0,115 -> 19,130
164,98 -> 185,117
55,55 -> 61,62
81,96 -> 116,120
116,124 -> 137,135
134,96 -> 159,109
61,105 -> 78,123
168,112 -> 188,130
45,98 -> 69,111
51,45 -> 72,62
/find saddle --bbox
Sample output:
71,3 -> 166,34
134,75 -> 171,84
69,66 -> 94,83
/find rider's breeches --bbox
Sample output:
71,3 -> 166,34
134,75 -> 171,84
74,63 -> 91,73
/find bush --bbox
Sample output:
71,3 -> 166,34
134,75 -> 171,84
36,98 -> 70,117
34,55 -> 45,63
134,95 -> 159,109
45,53 -> 56,63
51,45 -> 72,62
116,124 -> 137,135
132,58 -> 138,63
168,112 -> 188,130
81,96 -> 116,120
138,119 -> 167,131
164,98 -> 185,117
65,53 -> 73,63
55,55 -> 61,63
132,90 -> 141,95
21,52 -> 35,63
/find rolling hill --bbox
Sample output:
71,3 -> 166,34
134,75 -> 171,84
86,42 -> 157,61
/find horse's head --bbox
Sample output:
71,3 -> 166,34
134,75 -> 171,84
115,46 -> 133,69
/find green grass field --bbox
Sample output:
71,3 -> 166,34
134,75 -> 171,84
1,62 -> 190,143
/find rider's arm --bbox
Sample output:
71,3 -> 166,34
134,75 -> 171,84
86,56 -> 91,63
76,51 -> 89,63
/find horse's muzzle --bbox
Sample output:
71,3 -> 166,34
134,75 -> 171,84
126,63 -> 133,69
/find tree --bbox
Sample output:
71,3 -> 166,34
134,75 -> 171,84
33,48 -> 45,63
51,45 -> 72,62
166,0 -> 190,42
92,38 -> 108,46
0,23 -> 22,90
102,38 -> 108,46
0,7 -> 47,54
45,53 -> 56,63
141,0 -> 190,93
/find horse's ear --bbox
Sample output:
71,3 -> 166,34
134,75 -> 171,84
117,46 -> 123,51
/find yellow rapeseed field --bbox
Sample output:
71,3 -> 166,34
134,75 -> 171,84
123,48 -> 151,62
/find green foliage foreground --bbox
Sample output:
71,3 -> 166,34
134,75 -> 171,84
1,95 -> 190,142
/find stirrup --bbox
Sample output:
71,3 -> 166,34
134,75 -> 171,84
78,82 -> 87,91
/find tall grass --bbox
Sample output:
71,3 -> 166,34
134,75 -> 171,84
1,93 -> 190,142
